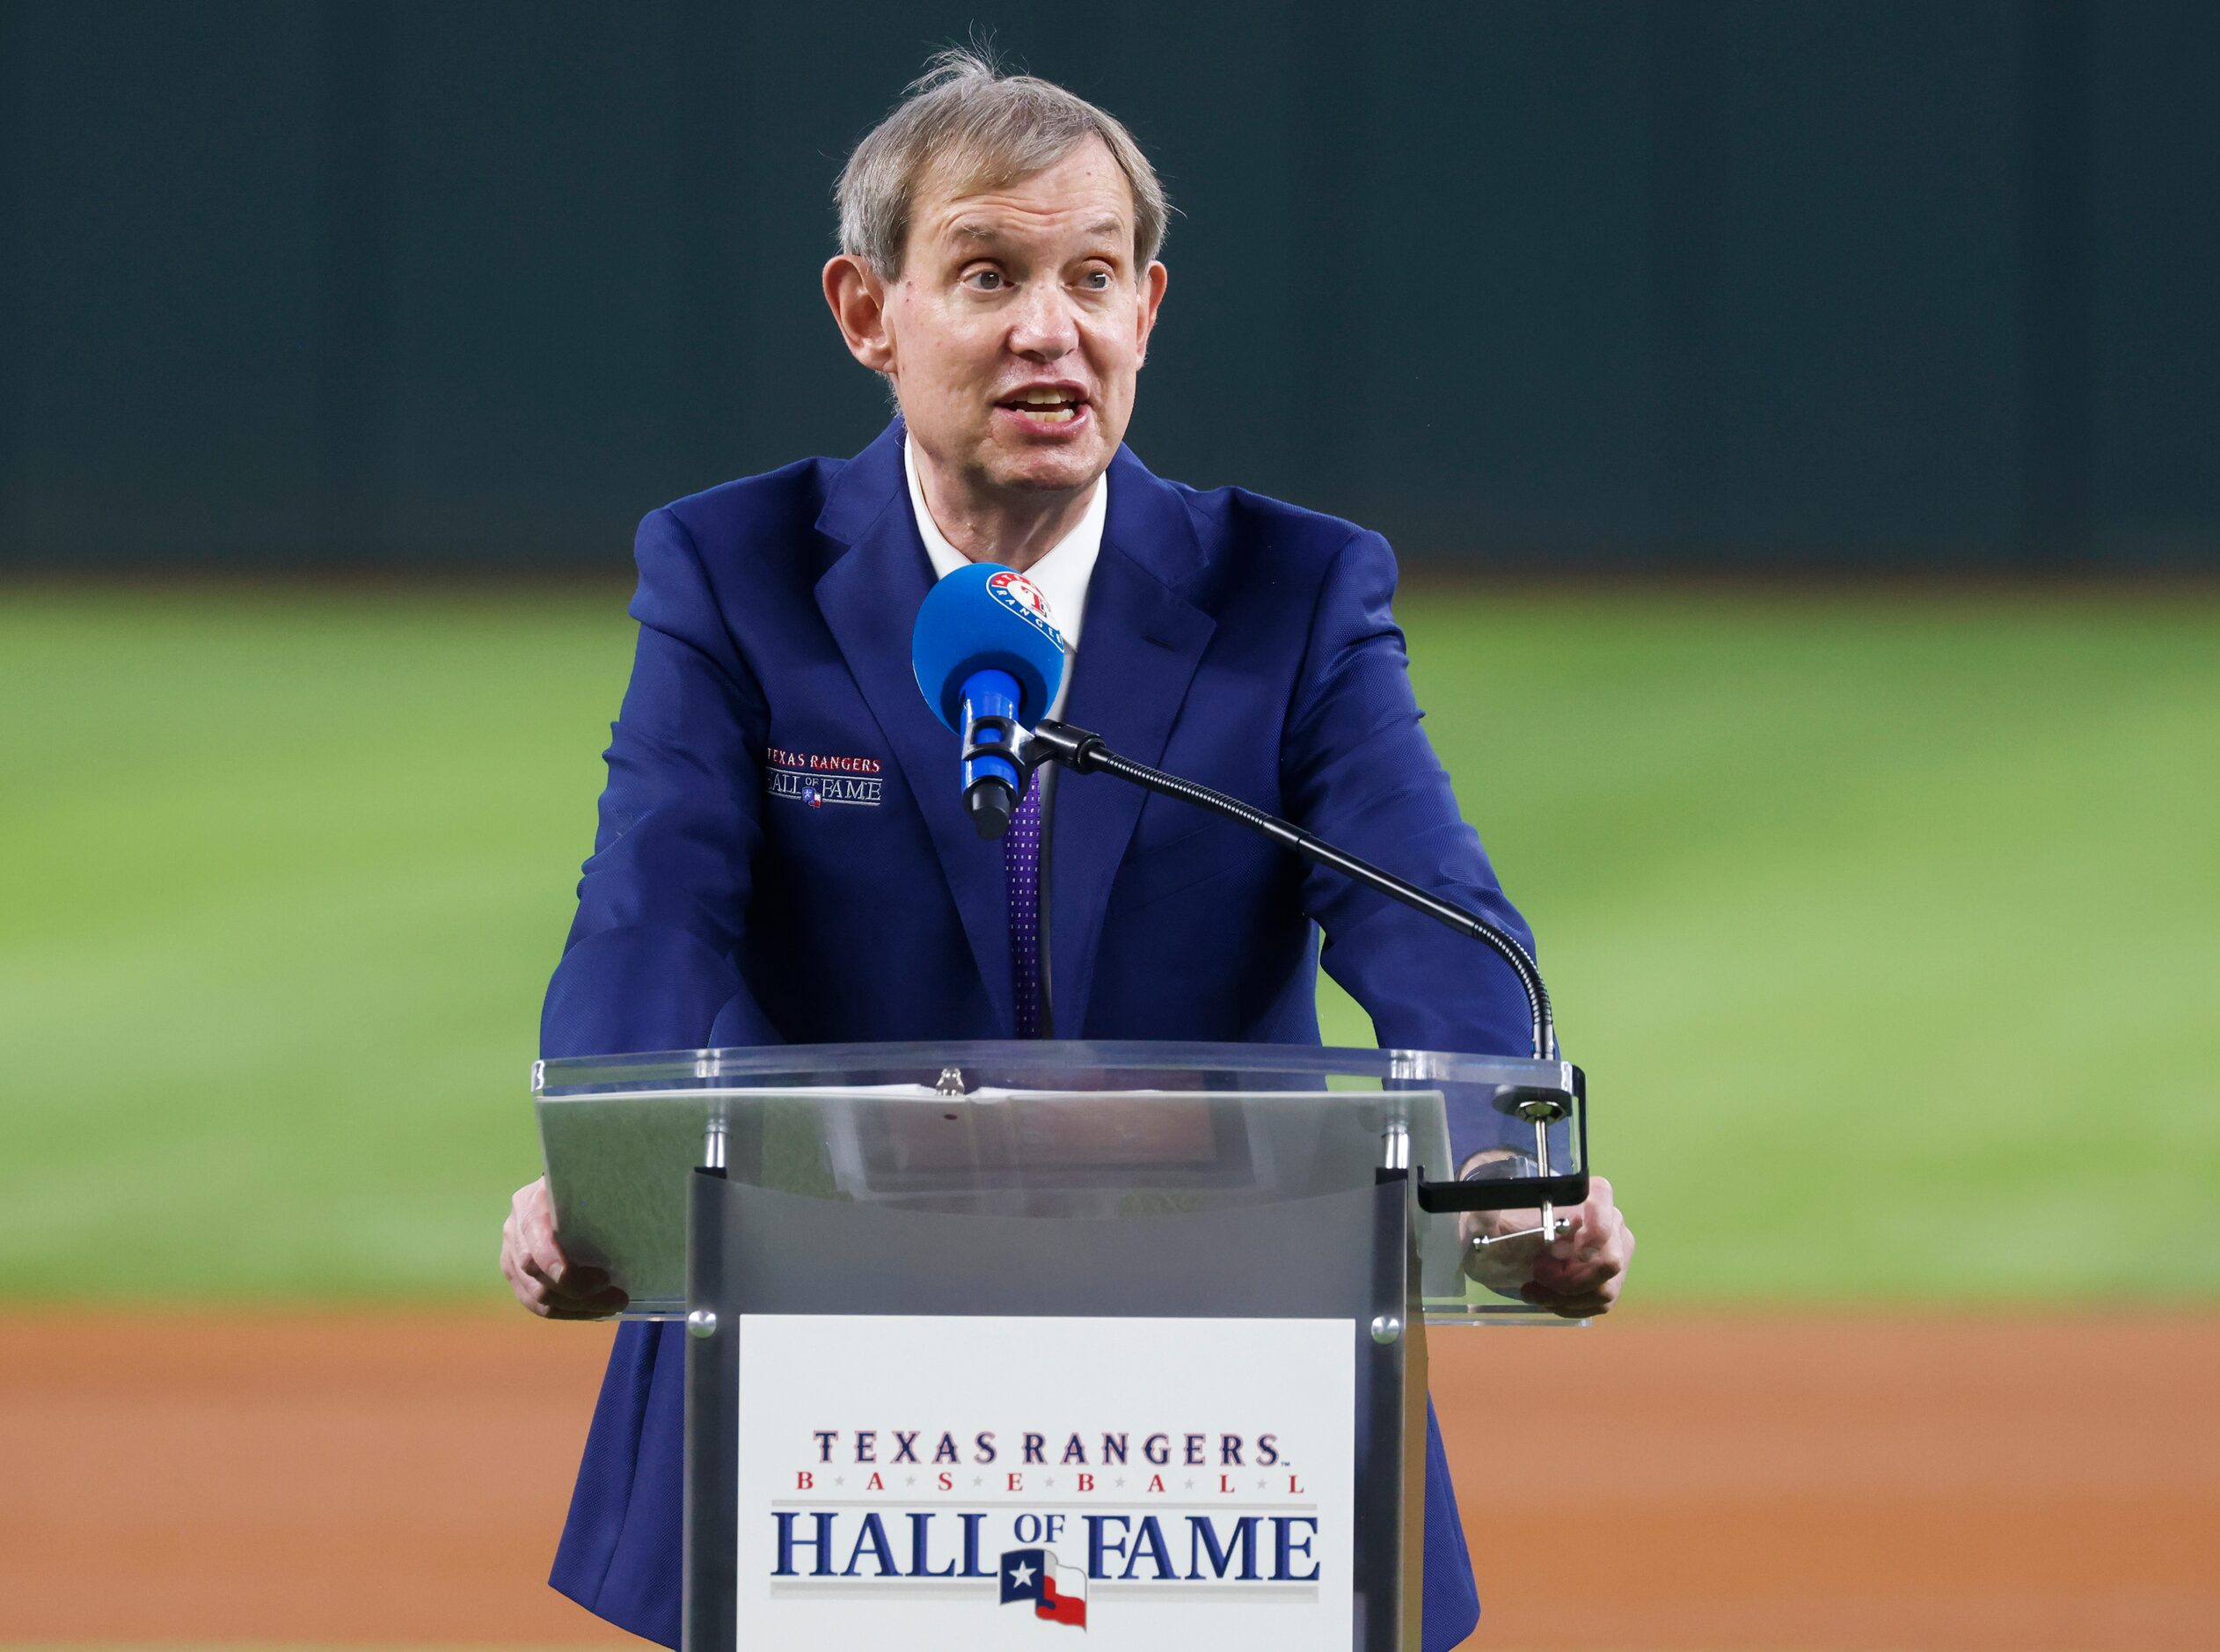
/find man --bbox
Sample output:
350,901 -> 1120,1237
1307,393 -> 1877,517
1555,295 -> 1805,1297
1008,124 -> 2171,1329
500,50 -> 1632,1649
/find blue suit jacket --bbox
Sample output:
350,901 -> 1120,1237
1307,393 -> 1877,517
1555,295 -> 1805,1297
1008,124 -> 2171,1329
541,420 -> 1541,1648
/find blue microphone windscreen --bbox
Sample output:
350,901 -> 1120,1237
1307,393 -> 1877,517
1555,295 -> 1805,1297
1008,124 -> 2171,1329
910,563 -> 1069,731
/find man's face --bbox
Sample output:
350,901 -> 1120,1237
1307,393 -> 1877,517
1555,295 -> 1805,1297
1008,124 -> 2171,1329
876,138 -> 1166,498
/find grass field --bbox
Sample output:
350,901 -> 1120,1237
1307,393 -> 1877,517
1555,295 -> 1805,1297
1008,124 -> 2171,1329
2,583 -> 2215,1305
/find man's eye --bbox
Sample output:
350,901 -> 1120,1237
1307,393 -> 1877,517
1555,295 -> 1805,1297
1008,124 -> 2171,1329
1079,270 -> 1112,290
964,269 -> 1005,291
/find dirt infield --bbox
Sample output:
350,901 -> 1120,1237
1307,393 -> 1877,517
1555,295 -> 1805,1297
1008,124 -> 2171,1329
1,1309 -> 2213,1648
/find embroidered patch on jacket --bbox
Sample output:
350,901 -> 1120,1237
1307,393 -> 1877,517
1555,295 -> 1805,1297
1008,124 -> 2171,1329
765,745 -> 885,808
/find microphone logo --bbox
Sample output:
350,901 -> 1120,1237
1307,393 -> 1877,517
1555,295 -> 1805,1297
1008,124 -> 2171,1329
984,569 -> 1068,654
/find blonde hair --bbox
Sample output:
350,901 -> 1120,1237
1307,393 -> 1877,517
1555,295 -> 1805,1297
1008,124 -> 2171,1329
836,46 -> 1169,280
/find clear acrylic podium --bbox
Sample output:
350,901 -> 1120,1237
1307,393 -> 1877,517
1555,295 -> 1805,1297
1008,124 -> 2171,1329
535,1041 -> 1588,1652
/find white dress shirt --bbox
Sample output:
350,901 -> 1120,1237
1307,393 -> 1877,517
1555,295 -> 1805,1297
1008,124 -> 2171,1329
905,435 -> 1104,721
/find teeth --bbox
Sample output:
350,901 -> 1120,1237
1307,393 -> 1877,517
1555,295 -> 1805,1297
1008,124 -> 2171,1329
1033,406 -> 1075,423
1018,388 -> 1073,406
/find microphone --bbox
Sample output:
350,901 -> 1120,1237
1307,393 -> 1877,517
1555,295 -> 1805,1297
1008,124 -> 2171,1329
910,563 -> 1068,838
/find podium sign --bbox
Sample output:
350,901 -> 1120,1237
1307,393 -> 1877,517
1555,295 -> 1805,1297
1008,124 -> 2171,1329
733,1314 -> 1355,1648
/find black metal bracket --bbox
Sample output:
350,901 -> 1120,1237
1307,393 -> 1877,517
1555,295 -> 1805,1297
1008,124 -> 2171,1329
1412,1078 -> 1589,1213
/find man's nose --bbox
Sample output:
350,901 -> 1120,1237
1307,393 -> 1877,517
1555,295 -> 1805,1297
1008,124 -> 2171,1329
1006,281 -> 1080,362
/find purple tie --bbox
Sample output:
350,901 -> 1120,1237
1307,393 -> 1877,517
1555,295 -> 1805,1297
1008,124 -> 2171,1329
1004,775 -> 1046,1037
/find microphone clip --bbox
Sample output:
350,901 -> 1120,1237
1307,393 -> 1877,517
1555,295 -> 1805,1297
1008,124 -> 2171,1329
960,711 -> 1021,838
961,720 -> 1100,839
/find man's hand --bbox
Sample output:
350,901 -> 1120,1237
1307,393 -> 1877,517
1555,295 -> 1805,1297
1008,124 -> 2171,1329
500,1176 -> 628,1319
1459,1173 -> 1632,1318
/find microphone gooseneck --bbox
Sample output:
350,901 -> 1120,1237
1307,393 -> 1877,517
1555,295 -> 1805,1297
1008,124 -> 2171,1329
1019,720 -> 1558,1062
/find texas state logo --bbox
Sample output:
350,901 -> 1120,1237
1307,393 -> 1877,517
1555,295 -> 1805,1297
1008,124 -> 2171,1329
1000,1547 -> 1087,1629
986,568 -> 1068,652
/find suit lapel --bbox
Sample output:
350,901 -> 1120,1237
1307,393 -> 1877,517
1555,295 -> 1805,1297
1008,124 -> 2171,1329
1050,450 -> 1216,1035
814,422 -> 1013,1029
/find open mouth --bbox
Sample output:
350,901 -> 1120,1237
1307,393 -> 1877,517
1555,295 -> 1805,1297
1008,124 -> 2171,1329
997,387 -> 1088,426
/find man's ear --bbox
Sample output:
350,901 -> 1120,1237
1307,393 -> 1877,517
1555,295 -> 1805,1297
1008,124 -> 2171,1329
823,254 -> 896,375
1135,260 -> 1169,368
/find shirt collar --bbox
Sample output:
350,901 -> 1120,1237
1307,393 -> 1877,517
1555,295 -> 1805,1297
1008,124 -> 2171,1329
904,435 -> 1106,649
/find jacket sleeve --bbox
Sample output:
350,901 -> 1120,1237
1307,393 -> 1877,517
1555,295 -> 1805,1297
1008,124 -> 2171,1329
1281,530 -> 1543,1147
540,508 -> 783,1060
